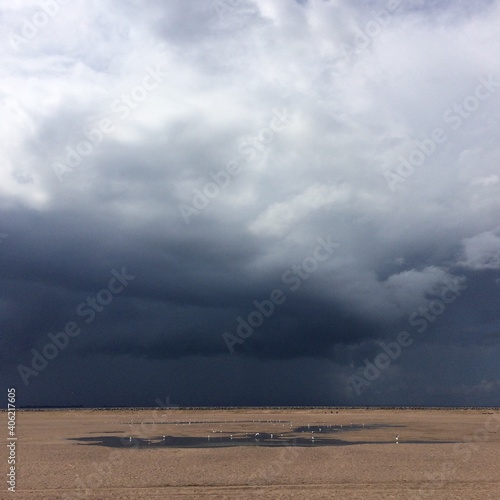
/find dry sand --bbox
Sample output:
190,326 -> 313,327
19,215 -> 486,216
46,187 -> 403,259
2,408 -> 499,499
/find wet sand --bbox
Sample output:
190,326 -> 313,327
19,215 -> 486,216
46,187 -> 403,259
3,408 -> 499,499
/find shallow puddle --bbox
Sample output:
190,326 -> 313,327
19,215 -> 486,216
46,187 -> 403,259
69,421 -> 454,448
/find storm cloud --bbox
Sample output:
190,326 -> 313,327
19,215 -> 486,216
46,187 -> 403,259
1,0 -> 500,407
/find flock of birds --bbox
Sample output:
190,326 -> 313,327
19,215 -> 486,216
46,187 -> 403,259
102,417 -> 402,445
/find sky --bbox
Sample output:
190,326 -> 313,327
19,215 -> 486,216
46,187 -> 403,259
1,0 -> 500,408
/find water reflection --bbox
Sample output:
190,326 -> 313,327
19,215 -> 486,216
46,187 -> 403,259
69,422 -> 454,448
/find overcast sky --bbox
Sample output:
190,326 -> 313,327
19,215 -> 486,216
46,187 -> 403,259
1,0 -> 500,408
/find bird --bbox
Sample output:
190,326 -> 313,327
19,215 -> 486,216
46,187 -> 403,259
396,435 -> 399,444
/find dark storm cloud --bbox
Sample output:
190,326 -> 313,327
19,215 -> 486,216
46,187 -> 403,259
1,0 -> 500,406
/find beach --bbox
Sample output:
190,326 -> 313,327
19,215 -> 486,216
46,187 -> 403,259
4,407 -> 499,499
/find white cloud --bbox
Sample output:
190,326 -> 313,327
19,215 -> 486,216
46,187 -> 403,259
2,0 -> 500,314
459,229 -> 500,270
248,183 -> 351,236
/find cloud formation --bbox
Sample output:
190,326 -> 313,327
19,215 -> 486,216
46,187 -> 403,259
1,0 -> 500,407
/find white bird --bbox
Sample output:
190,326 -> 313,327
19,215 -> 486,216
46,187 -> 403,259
396,435 -> 399,444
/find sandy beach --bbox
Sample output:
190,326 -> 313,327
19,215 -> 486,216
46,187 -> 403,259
3,408 -> 499,499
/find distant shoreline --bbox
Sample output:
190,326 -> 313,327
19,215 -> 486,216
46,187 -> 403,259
1,406 -> 498,412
